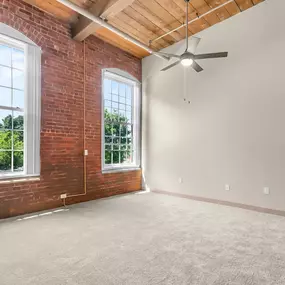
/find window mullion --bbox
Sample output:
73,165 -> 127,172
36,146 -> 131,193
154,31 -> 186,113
0,106 -> 24,112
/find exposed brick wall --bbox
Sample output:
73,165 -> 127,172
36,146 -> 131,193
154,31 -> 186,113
0,0 -> 142,219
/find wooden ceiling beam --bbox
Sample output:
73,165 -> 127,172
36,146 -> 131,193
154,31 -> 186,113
72,0 -> 135,41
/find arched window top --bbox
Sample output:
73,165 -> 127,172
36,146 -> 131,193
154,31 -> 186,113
0,23 -> 40,49
103,68 -> 140,85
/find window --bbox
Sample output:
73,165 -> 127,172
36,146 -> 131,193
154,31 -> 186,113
102,69 -> 140,172
0,26 -> 41,178
0,42 -> 25,174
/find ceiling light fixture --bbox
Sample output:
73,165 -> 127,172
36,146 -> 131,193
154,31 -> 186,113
181,58 -> 193,67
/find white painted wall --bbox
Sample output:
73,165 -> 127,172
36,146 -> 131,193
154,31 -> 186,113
142,0 -> 285,211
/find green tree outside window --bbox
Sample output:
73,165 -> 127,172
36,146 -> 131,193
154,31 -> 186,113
104,109 -> 132,165
0,114 -> 24,171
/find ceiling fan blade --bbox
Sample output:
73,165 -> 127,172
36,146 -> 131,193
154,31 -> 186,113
192,61 -> 203,73
161,60 -> 181,71
194,52 -> 228,60
188,37 -> 201,54
155,51 -> 181,59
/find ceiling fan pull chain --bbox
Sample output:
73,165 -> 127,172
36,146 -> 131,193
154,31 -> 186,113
183,68 -> 190,104
183,68 -> 187,101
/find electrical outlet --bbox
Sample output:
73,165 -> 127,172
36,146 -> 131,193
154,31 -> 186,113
178,177 -> 183,184
263,187 -> 270,195
84,149 -> 88,156
60,194 -> 67,199
225,184 -> 230,191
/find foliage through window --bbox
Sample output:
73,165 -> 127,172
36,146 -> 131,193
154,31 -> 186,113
0,43 -> 25,174
103,71 -> 140,170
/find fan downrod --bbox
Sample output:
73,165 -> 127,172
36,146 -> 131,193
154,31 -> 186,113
159,0 -> 228,72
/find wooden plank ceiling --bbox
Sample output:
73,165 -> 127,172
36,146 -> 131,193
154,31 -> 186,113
22,0 -> 265,58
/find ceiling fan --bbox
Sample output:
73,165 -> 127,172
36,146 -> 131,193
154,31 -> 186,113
158,0 -> 228,72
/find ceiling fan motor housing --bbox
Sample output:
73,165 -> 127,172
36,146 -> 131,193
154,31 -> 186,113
181,52 -> 194,60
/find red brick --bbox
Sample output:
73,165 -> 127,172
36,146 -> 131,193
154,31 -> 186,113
0,0 -> 142,219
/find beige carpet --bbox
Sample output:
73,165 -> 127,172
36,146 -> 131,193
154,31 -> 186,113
1,191 -> 285,285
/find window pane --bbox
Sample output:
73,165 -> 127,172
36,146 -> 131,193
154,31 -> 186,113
121,144 -> 127,151
120,137 -> 127,145
126,98 -> 132,105
126,105 -> 131,112
113,151 -> 119,164
13,111 -> 24,130
126,86 -> 132,99
0,45 -> 11,67
119,109 -> 125,119
0,151 -> 11,171
13,151 -> 24,172
0,130 -> 12,150
105,150 -> 111,165
127,140 -> 133,151
12,49 -> 24,70
105,122 -> 112,136
105,144 -> 112,151
13,69 -> 24,90
126,111 -> 132,123
111,81 -> 118,94
119,83 -> 125,97
121,124 -> 127,137
112,101 -> 118,110
120,151 -> 127,164
105,136 -> 112,143
125,151 -> 133,164
119,103 -> 125,111
112,94 -> 118,102
112,109 -> 119,120
0,110 -> 12,129
112,123 -> 120,136
113,144 -> 119,150
0,86 -> 12,107
105,92 -> 111,100
104,107 -> 111,120
104,79 -> 111,94
113,136 -> 119,144
127,125 -> 132,136
119,96 -> 125,104
13,131 -> 24,150
104,100 -> 111,108
13,89 -> 24,109
0,66 -> 12,88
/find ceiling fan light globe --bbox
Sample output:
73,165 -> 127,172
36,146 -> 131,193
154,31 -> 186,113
181,58 -> 193,67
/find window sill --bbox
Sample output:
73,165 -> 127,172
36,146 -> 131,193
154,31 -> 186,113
102,166 -> 141,174
0,174 -> 40,184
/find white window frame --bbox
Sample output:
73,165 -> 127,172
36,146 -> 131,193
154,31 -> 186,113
0,25 -> 41,179
101,69 -> 141,173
